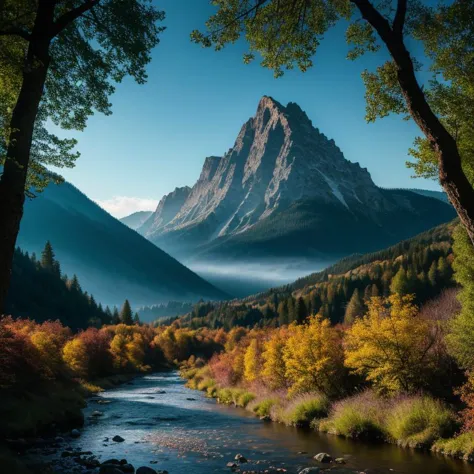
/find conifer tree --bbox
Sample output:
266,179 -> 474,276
295,297 -> 307,324
390,268 -> 409,295
120,300 -> 134,325
134,313 -> 140,325
344,289 -> 365,325
112,307 -> 120,325
41,241 -> 55,271
428,261 -> 438,287
278,300 -> 289,326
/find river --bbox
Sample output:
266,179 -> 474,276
59,372 -> 474,474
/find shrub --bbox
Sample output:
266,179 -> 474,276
385,396 -> 457,448
275,393 -> 329,426
320,391 -> 387,439
237,391 -> 256,408
248,397 -> 279,418
432,432 -> 474,460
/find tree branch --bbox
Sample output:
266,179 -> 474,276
51,0 -> 102,37
0,27 -> 31,41
392,0 -> 407,37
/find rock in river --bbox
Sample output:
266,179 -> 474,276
314,452 -> 332,463
112,435 -> 125,442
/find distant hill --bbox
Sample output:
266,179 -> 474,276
17,181 -> 229,307
6,247 -> 110,330
174,220 -> 457,329
141,96 -> 456,262
387,188 -> 450,204
120,211 -> 153,230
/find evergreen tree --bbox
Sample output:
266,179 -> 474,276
41,241 -> 55,271
277,300 -> 289,326
295,297 -> 307,324
112,307 -> 120,325
134,313 -> 140,325
120,300 -> 134,325
428,261 -> 438,287
344,289 -> 364,325
390,268 -> 409,296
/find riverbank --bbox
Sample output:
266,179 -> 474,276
182,367 -> 474,464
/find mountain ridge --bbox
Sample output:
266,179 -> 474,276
140,96 -> 456,261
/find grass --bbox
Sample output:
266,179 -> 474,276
274,393 -> 329,427
432,432 -> 474,460
248,397 -> 280,418
319,391 -> 387,440
385,396 -> 457,448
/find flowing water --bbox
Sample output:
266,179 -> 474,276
65,372 -> 474,474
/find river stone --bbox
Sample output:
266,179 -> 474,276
314,452 -> 332,463
100,464 -> 125,474
102,459 -> 121,465
226,462 -> 238,469
335,458 -> 346,464
235,454 -> 247,463
112,435 -> 125,443
121,464 -> 135,473
92,411 -> 104,417
299,469 -> 320,474
71,429 -> 81,438
136,467 -> 158,474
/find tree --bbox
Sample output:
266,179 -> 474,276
295,296 -> 307,324
243,338 -> 261,383
0,1 -> 165,314
390,267 -> 409,295
262,329 -> 287,390
40,240 -> 55,271
133,312 -> 140,325
191,0 -> 474,250
112,307 -> 120,325
345,295 -> 436,394
344,288 -> 364,325
283,315 -> 345,396
120,299 -> 133,325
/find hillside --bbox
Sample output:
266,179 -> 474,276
16,181 -> 228,307
140,97 -> 455,262
172,220 -> 457,329
6,247 -> 110,329
120,211 -> 153,230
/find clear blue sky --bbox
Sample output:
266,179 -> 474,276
55,0 -> 440,218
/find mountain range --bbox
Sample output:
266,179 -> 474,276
16,182 -> 228,307
139,97 -> 455,262
120,211 -> 153,230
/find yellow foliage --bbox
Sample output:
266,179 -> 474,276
345,295 -> 433,394
283,316 -> 345,396
244,339 -> 261,383
262,329 -> 287,390
63,338 -> 89,377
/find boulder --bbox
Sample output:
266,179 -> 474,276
298,469 -> 320,474
235,454 -> 248,463
136,468 -> 158,474
112,435 -> 125,443
335,458 -> 346,464
226,462 -> 238,469
102,459 -> 121,465
70,429 -> 81,438
314,453 -> 332,463
121,464 -> 135,473
100,464 -> 125,474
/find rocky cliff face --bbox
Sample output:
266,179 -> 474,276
141,97 -> 455,260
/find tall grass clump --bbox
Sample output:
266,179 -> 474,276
275,393 -> 329,427
319,391 -> 387,440
432,432 -> 474,460
248,397 -> 280,418
385,396 -> 457,448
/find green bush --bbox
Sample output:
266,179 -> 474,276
385,396 -> 457,448
320,391 -> 386,440
249,397 -> 279,418
432,432 -> 474,460
197,378 -> 216,391
237,391 -> 256,408
276,393 -> 329,426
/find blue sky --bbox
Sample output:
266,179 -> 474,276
55,0 -> 440,218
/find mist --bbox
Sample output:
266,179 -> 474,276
188,258 -> 335,298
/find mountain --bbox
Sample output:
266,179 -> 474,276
120,211 -> 153,230
16,181 -> 228,306
408,189 -> 450,204
140,96 -> 456,262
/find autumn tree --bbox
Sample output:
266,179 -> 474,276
262,328 -> 288,390
191,0 -> 474,250
243,338 -> 261,383
0,0 -> 165,313
345,295 -> 437,394
283,315 -> 345,396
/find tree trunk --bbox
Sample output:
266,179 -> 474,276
0,3 -> 53,315
353,0 -> 474,246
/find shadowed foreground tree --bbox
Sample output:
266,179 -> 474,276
0,0 -> 165,313
191,0 -> 474,248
